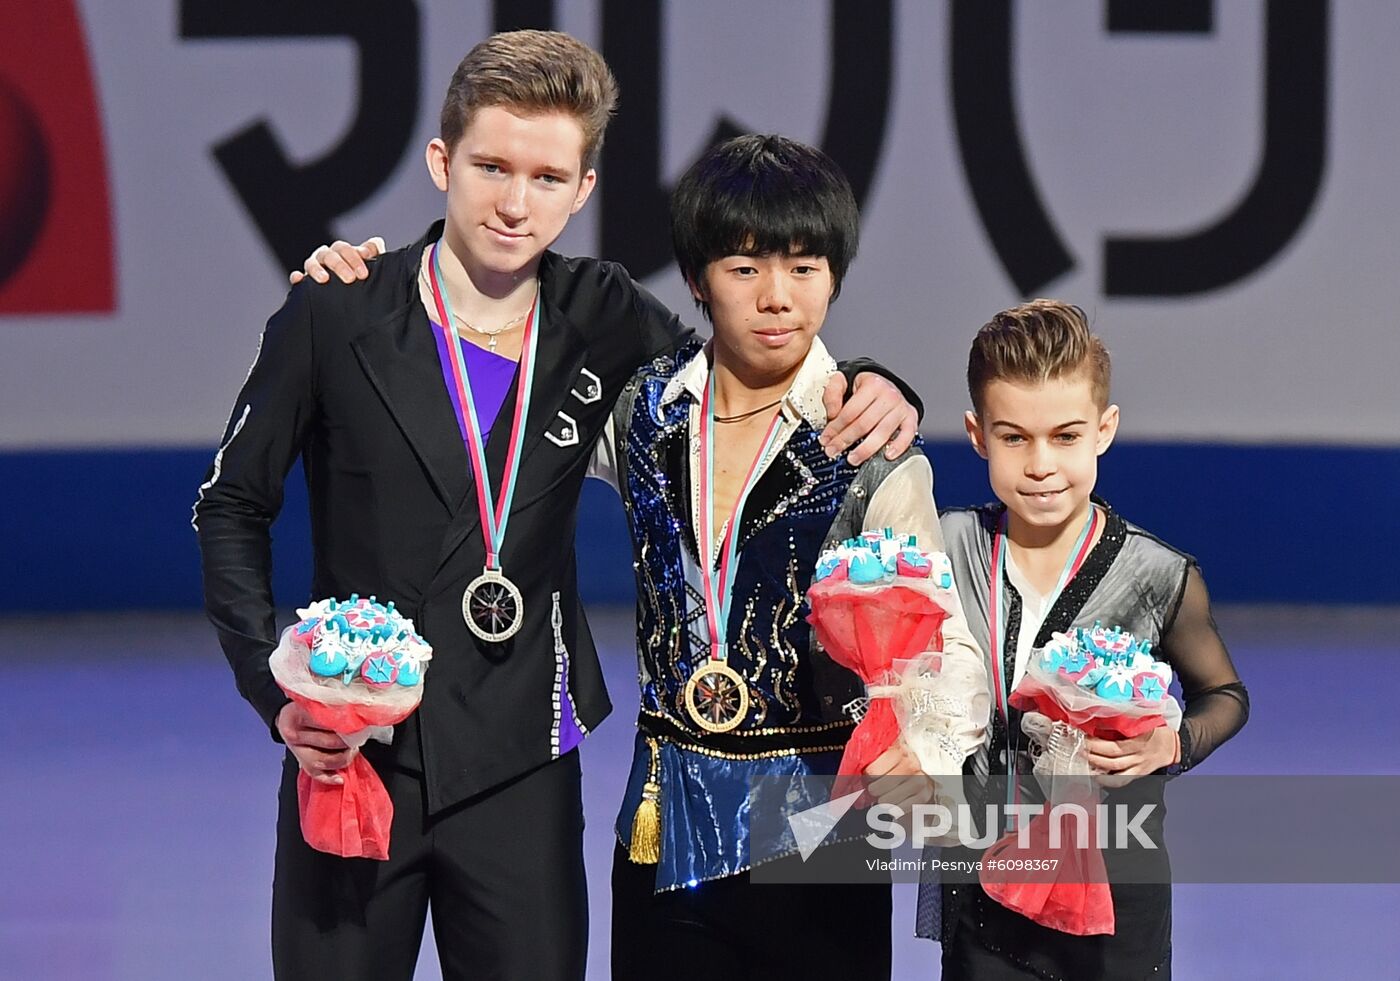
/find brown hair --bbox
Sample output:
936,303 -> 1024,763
966,299 -> 1111,414
439,30 -> 618,170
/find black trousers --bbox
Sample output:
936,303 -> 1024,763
610,842 -> 892,981
940,881 -> 1172,981
271,750 -> 587,981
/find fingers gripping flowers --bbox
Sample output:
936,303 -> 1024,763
978,622 -> 1181,936
271,594 -> 433,860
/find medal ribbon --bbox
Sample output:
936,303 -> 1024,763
697,373 -> 785,663
987,505 -> 1098,826
426,241 -> 540,571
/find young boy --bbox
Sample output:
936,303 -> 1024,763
595,134 -> 989,981
923,300 -> 1250,979
196,31 -> 918,980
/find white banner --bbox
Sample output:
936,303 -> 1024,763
1,0 -> 1395,448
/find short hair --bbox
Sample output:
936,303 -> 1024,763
670,134 -> 860,320
439,30 -> 618,171
966,299 -> 1111,414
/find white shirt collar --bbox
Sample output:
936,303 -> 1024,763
659,335 -> 837,429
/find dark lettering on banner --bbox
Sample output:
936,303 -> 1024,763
179,2 -> 420,273
951,0 -> 1327,298
599,1 -> 670,284
949,0 -> 1075,297
600,0 -> 894,281
493,0 -> 553,33
1105,0 -> 1212,33
1103,2 -> 1327,296
817,2 -> 894,232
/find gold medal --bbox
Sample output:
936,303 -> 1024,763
683,660 -> 749,733
683,375 -> 782,735
463,568 -> 524,642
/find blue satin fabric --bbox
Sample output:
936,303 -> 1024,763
614,347 -> 866,892
615,732 -> 844,891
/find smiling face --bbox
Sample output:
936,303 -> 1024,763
693,251 -> 832,383
965,371 -> 1119,537
426,105 -> 596,282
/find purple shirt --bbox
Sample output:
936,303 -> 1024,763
430,322 -> 518,446
429,321 -> 586,756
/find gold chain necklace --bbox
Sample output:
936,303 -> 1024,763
419,267 -> 536,352
452,310 -> 528,352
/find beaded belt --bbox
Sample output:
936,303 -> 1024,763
637,709 -> 853,759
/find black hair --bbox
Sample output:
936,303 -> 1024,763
670,134 -> 860,320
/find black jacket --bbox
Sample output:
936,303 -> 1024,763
195,220 -> 920,812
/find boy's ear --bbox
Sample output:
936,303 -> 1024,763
570,169 -> 598,215
964,411 -> 989,459
426,138 -> 451,192
1096,404 -> 1120,456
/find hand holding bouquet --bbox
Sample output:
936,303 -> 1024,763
980,622 -> 1180,935
805,531 -> 956,801
270,594 -> 432,860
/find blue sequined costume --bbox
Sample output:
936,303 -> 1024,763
610,340 -> 914,891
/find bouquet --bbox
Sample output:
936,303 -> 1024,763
805,531 -> 956,801
980,622 -> 1181,935
270,594 -> 432,861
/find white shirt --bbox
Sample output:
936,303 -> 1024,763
590,338 -> 989,778
1005,553 -> 1054,689
589,337 -> 937,548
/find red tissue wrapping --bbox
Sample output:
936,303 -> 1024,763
978,781 -> 1116,936
805,578 -> 950,801
978,659 -> 1179,936
269,624 -> 428,861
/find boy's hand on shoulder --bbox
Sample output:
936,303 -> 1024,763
820,372 -> 919,465
288,237 -> 385,285
1085,726 -> 1180,787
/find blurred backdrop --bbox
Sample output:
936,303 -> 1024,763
2,0 -> 1397,611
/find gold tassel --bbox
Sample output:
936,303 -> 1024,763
628,737 -> 662,864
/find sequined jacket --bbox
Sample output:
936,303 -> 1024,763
605,338 -> 985,890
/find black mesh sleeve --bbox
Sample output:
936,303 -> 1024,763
1159,564 -> 1250,771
